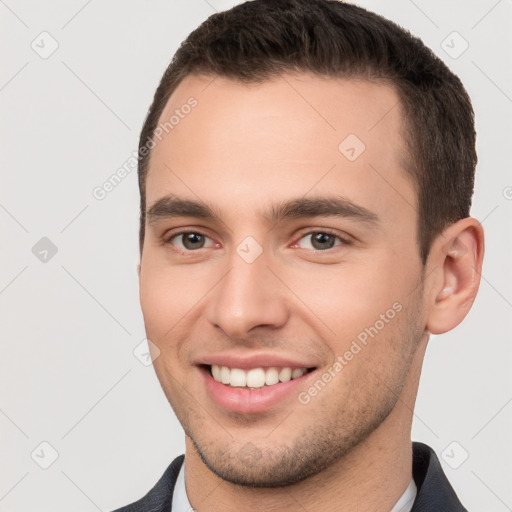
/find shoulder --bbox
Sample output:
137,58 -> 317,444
111,455 -> 185,512
411,442 -> 468,511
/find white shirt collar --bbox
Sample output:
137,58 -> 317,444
171,461 -> 417,512
171,460 -> 193,512
390,477 -> 417,512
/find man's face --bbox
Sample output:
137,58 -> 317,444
139,73 -> 427,486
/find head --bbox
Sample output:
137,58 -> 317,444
137,0 -> 483,487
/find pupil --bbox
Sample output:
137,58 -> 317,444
183,233 -> 204,249
312,232 -> 334,250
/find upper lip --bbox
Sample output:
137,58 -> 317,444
195,353 -> 318,370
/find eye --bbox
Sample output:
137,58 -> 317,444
167,232 -> 216,251
295,231 -> 347,251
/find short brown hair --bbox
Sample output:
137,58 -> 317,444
137,0 -> 476,263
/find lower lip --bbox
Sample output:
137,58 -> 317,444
201,367 -> 313,414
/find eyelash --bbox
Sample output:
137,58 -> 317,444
164,228 -> 351,253
292,229 -> 351,251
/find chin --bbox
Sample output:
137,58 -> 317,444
185,413 -> 388,488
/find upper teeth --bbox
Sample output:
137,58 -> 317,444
211,365 -> 307,388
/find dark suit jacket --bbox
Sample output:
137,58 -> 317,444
112,442 -> 468,511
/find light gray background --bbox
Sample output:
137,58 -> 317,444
1,1 -> 511,511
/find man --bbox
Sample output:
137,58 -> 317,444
113,0 -> 484,510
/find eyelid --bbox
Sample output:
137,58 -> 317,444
291,228 -> 352,248
162,227 -> 352,253
163,228 -> 218,249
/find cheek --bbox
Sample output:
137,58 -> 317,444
139,267 -> 192,389
288,260 -> 409,338
139,255 -> 221,355
139,259 -> 190,341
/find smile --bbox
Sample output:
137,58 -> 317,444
200,362 -> 317,414
210,364 -> 310,389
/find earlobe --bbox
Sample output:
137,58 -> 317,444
426,217 -> 484,335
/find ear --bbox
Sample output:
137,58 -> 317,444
137,263 -> 141,278
425,217 -> 485,335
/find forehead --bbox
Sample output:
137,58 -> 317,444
146,73 -> 416,225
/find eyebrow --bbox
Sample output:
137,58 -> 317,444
146,195 -> 379,226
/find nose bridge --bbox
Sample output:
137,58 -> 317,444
207,242 -> 289,338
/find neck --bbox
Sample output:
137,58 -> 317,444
185,337 -> 427,512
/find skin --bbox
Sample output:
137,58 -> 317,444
138,73 -> 484,511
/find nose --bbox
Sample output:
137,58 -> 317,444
206,249 -> 289,341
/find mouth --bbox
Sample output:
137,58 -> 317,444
198,361 -> 317,414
